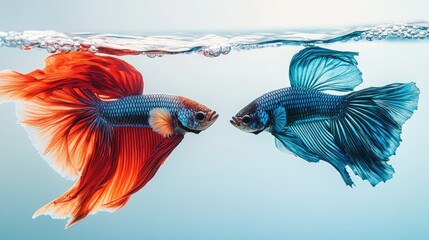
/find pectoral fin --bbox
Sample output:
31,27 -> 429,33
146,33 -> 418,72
272,106 -> 287,132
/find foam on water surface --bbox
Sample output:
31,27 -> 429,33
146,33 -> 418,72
0,23 -> 428,57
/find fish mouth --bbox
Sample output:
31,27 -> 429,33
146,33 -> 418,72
230,116 -> 240,127
208,110 -> 219,122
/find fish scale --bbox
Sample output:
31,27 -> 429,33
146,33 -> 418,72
98,94 -> 185,127
255,87 -> 345,125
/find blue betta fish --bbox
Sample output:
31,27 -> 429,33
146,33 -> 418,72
230,47 -> 419,186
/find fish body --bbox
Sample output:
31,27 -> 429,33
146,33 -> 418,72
0,52 -> 218,227
231,47 -> 419,187
234,87 -> 345,133
99,94 -> 217,134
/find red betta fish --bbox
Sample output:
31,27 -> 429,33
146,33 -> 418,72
0,52 -> 218,227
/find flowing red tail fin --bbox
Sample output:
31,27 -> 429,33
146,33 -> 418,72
0,52 -> 184,227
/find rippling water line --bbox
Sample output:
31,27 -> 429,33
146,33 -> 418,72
1,23 -> 428,57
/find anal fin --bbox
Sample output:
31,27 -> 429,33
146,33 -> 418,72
34,127 -> 184,227
287,121 -> 354,186
273,128 -> 320,163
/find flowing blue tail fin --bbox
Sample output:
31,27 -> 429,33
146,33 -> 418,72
331,82 -> 419,186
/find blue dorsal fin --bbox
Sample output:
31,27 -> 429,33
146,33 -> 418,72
289,47 -> 363,92
272,106 -> 287,132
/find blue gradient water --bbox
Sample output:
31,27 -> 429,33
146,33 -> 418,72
0,1 -> 428,239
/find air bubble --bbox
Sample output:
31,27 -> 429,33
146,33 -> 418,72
301,42 -> 316,47
20,38 -> 36,49
199,45 -> 223,57
46,45 -> 57,53
221,45 -> 231,55
45,38 -> 55,46
380,33 -> 388,39
72,42 -> 80,51
38,40 -> 47,48
365,34 -> 374,41
59,45 -> 72,52
4,35 -> 16,47
358,24 -> 429,41
89,45 -> 98,53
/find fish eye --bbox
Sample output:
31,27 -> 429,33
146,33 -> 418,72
241,115 -> 251,125
195,111 -> 206,122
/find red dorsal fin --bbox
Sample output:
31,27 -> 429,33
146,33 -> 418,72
0,52 -> 143,102
41,52 -> 144,98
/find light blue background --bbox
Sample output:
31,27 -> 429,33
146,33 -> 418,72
0,1 -> 428,239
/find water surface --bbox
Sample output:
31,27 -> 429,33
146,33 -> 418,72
1,23 -> 428,57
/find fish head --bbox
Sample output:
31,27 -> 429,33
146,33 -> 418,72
176,96 -> 218,134
230,101 -> 269,135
